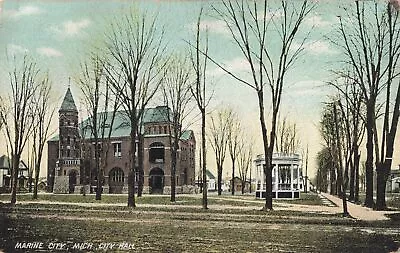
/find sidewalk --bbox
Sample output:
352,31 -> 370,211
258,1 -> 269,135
319,192 -> 398,221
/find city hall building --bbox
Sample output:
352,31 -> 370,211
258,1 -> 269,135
47,88 -> 196,194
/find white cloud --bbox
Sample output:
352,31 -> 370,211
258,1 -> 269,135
52,19 -> 92,38
305,41 -> 338,55
195,19 -> 229,35
305,15 -> 332,28
293,40 -> 338,55
7,44 -> 28,56
37,47 -> 63,57
7,5 -> 42,19
207,57 -> 251,77
286,80 -> 333,97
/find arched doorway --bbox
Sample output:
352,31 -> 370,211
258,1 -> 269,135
109,167 -> 124,194
149,167 -> 164,194
69,170 -> 77,193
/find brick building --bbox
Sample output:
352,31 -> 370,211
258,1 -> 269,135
47,88 -> 196,194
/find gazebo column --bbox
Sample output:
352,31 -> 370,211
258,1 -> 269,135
275,164 -> 279,198
290,164 -> 294,199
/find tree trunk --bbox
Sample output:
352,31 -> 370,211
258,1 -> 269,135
10,154 -> 20,205
33,158 -> 41,199
28,174 -> 33,193
128,130 -> 136,207
170,136 -> 178,202
375,162 -> 389,210
95,143 -> 101,201
137,138 -> 144,197
257,90 -> 272,210
231,161 -> 235,195
201,109 -> 207,209
217,166 -> 222,196
354,151 -> 360,202
364,99 -> 375,208
349,157 -> 355,201
333,103 -> 348,216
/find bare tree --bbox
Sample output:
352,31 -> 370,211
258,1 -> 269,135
162,55 -> 193,202
329,75 -> 365,202
78,53 -> 119,200
336,1 -> 400,208
303,144 -> 309,193
0,55 -> 41,204
320,102 -> 338,195
31,78 -> 55,199
238,137 -> 253,194
210,0 -> 314,210
275,117 -> 300,154
228,111 -> 241,195
103,10 -> 167,207
333,100 -> 349,217
208,108 -> 233,195
190,8 -> 210,209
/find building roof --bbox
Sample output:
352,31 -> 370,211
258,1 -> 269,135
49,106 -> 182,141
206,170 -> 215,179
59,88 -> 77,112
0,155 -> 11,168
0,155 -> 29,170
180,130 -> 193,141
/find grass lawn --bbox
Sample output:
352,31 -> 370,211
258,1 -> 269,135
0,192 -> 400,252
0,192 -> 324,206
0,203 -> 399,253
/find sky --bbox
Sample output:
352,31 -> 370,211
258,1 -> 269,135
0,0 -> 399,180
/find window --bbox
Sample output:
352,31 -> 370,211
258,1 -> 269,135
149,142 -> 165,163
93,143 -> 102,158
113,142 -> 122,157
164,126 -> 168,134
110,168 -> 124,182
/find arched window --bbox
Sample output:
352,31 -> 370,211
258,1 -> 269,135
149,142 -> 165,163
109,168 -> 124,183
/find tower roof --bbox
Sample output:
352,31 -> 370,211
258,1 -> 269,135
60,88 -> 77,112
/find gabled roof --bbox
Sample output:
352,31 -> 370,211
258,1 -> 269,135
206,170 -> 215,179
49,106 -> 174,141
0,155 -> 29,170
180,130 -> 193,141
59,88 -> 77,112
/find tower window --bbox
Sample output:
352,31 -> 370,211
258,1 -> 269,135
113,142 -> 122,157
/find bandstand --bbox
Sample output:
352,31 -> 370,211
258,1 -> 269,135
254,153 -> 302,199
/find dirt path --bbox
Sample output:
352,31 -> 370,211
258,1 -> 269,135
320,192 -> 399,221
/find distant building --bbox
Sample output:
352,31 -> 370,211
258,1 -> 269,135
387,169 -> 400,192
47,88 -> 196,194
0,155 -> 29,192
195,169 -> 217,192
230,176 -> 251,193
254,153 -> 303,199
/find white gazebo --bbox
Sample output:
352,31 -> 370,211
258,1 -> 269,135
254,153 -> 302,199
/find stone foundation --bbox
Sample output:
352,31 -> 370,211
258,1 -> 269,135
103,186 -> 110,194
142,186 -> 150,194
74,185 -> 89,194
53,176 -> 69,193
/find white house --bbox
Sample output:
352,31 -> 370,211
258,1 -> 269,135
0,155 -> 29,191
387,169 -> 400,192
254,153 -> 302,199
206,170 -> 217,192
